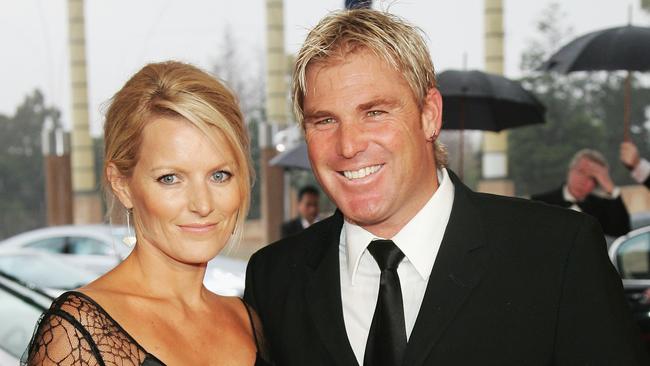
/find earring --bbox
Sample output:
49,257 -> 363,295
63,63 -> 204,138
428,130 -> 439,142
122,208 -> 137,247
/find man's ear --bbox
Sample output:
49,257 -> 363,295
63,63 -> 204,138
421,87 -> 443,140
106,163 -> 133,209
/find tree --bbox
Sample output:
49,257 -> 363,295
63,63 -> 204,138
0,90 -> 61,239
508,3 -> 650,196
211,28 -> 266,219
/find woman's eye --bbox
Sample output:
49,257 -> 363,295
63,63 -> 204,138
212,170 -> 232,183
157,174 -> 177,185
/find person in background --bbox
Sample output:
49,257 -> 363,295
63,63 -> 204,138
532,148 -> 631,237
23,61 -> 272,366
244,8 -> 647,366
621,141 -> 650,189
281,185 -> 320,237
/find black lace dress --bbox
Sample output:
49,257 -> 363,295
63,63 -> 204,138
21,291 -> 273,366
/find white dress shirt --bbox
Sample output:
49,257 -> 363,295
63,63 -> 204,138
339,168 -> 455,365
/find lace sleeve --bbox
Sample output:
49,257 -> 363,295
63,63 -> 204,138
21,310 -> 101,366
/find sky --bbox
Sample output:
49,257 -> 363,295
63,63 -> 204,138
1,0 -> 648,135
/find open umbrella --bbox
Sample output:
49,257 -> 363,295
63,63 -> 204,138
539,25 -> 650,140
437,70 -> 546,177
269,142 -> 311,170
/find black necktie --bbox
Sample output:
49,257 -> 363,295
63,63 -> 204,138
364,240 -> 407,366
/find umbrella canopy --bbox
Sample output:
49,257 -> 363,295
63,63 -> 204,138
438,70 -> 546,132
539,25 -> 650,73
269,142 -> 311,170
538,25 -> 650,140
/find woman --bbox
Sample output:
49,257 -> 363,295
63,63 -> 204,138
23,61 -> 272,365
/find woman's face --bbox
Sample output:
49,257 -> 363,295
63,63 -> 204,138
114,116 -> 241,265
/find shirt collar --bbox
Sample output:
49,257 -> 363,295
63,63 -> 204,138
343,168 -> 455,284
562,184 -> 578,203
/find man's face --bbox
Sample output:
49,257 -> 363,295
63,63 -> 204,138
298,193 -> 319,224
567,157 -> 597,201
302,49 -> 441,237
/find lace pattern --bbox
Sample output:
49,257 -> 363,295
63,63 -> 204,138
22,291 -> 272,366
22,292 -> 148,365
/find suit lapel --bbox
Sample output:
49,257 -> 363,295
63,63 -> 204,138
304,211 -> 359,366
403,171 -> 491,366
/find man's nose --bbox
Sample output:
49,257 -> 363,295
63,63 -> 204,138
336,121 -> 367,159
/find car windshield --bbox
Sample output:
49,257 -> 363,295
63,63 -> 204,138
0,281 -> 46,358
0,254 -> 96,290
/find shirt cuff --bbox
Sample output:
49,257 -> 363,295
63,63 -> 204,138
593,186 -> 621,199
631,158 -> 650,184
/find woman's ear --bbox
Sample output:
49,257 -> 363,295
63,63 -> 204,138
421,87 -> 443,141
106,163 -> 133,209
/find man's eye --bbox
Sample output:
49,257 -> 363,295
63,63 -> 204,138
157,174 -> 177,185
315,117 -> 335,125
212,170 -> 232,183
367,110 -> 385,118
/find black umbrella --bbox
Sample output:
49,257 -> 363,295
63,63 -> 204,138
437,70 -> 546,177
539,25 -> 650,140
269,142 -> 311,170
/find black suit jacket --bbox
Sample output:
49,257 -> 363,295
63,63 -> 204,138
245,171 -> 647,365
531,186 -> 630,237
281,217 -> 304,238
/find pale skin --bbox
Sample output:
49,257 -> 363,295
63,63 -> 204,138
302,49 -> 442,238
620,141 -> 641,169
567,157 -> 615,201
76,117 -> 256,365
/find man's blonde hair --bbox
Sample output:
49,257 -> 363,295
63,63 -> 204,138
291,8 -> 447,167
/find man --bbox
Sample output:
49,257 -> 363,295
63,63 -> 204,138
621,141 -> 650,189
281,185 -> 320,237
532,149 -> 631,237
245,9 -> 647,365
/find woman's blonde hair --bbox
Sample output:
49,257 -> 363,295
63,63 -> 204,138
292,8 -> 447,167
103,61 -> 253,241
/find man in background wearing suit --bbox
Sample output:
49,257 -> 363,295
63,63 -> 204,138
281,185 -> 320,238
532,149 -> 631,237
621,141 -> 650,189
244,8 -> 647,366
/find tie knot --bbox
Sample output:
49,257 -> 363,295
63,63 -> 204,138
367,240 -> 404,271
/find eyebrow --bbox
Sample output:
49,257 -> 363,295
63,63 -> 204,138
304,98 -> 401,121
357,98 -> 401,112
149,160 -> 236,174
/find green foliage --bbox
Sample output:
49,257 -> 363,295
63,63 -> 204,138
509,4 -> 650,196
0,90 -> 61,239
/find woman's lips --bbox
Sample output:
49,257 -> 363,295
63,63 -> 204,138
178,223 -> 218,233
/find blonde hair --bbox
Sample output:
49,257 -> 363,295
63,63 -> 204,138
292,8 -> 447,167
103,61 -> 253,240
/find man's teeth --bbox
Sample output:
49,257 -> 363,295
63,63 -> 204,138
343,165 -> 382,180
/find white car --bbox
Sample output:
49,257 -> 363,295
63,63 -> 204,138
0,225 -> 131,275
0,225 -> 248,296
0,250 -> 99,297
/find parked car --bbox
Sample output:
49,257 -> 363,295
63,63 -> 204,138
0,224 -> 247,296
0,271 -> 52,364
205,255 -> 247,297
0,225 -> 131,275
608,225 -> 650,351
0,250 -> 98,297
